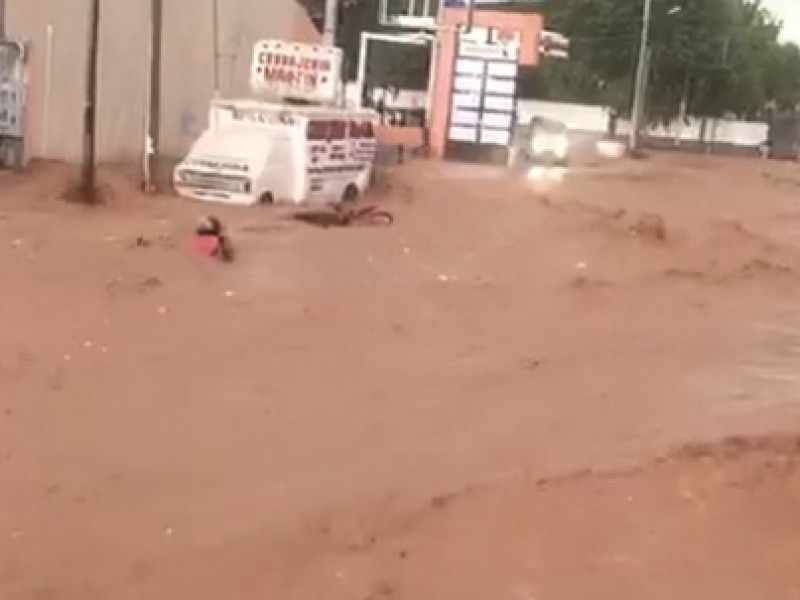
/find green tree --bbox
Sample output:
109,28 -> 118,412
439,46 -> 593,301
536,0 -> 800,121
299,0 -> 800,120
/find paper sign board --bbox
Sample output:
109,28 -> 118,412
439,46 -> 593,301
251,40 -> 343,104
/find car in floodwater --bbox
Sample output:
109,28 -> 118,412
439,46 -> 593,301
509,116 -> 570,169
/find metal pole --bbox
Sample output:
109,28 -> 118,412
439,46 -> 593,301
629,0 -> 652,151
81,0 -> 100,200
322,0 -> 338,46
465,0 -> 476,33
675,70 -> 689,146
144,0 -> 162,192
425,33 -> 438,120
212,0 -> 220,96
0,0 -> 6,38
355,32 -> 369,108
42,24 -> 54,157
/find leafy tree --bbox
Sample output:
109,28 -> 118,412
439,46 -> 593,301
536,0 -> 800,121
297,0 -> 800,121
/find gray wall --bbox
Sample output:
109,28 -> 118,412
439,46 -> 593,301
6,0 -> 317,162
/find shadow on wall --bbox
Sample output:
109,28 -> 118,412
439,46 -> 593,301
180,109 -> 204,142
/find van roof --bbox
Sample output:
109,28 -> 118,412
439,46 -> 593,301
213,98 -> 377,120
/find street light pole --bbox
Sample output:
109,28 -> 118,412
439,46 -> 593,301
211,0 -> 220,96
629,0 -> 652,151
81,0 -> 100,202
144,0 -> 163,192
322,0 -> 338,46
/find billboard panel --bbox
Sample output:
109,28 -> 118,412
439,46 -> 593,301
251,40 -> 343,104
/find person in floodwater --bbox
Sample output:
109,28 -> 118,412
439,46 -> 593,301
191,216 -> 234,262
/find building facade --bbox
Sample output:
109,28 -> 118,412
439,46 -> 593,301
6,0 -> 319,163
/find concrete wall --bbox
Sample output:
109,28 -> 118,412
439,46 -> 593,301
6,0 -> 319,163
356,87 -> 770,149
518,99 -> 768,147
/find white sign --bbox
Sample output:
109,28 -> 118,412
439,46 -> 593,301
452,91 -> 481,108
540,30 -> 570,59
453,74 -> 483,93
482,112 -> 512,129
485,76 -> 516,95
452,108 -> 480,125
459,41 -> 517,61
455,58 -> 484,76
449,125 -> 478,142
487,61 -> 517,78
480,128 -> 510,145
484,95 -> 514,111
250,40 -> 343,104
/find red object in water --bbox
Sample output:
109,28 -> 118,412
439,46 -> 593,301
191,234 -> 221,257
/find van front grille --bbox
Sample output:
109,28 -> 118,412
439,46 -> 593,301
177,170 -> 250,193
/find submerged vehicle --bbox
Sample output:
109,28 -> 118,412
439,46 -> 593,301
509,116 -> 570,168
174,99 -> 378,206
174,39 -> 379,206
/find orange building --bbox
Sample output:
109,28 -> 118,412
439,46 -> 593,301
429,6 -> 543,159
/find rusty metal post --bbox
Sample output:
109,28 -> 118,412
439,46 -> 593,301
81,0 -> 100,200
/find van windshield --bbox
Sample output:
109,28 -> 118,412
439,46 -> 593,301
532,117 -> 567,133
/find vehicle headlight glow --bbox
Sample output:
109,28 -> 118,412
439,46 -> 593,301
532,137 -> 547,154
555,135 -> 569,157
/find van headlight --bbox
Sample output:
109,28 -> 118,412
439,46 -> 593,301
555,135 -> 569,158
532,137 -> 547,154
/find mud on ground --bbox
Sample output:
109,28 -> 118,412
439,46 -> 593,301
1,155 -> 800,599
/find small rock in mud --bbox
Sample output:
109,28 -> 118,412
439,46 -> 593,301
430,494 -> 455,510
630,213 -> 667,242
570,275 -> 611,289
522,357 -> 542,371
138,276 -> 163,291
365,582 -> 395,600
664,268 -> 705,280
739,258 -> 793,277
131,236 -> 152,249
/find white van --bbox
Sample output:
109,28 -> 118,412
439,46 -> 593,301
174,99 -> 379,205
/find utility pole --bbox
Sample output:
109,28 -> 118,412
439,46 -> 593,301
144,0 -> 162,192
211,0 -> 220,95
629,0 -> 652,151
465,0 -> 476,33
322,0 -> 338,46
675,69 -> 690,146
81,0 -> 100,201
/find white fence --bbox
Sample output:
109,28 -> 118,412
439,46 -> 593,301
518,99 -> 767,147
344,84 -> 769,148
